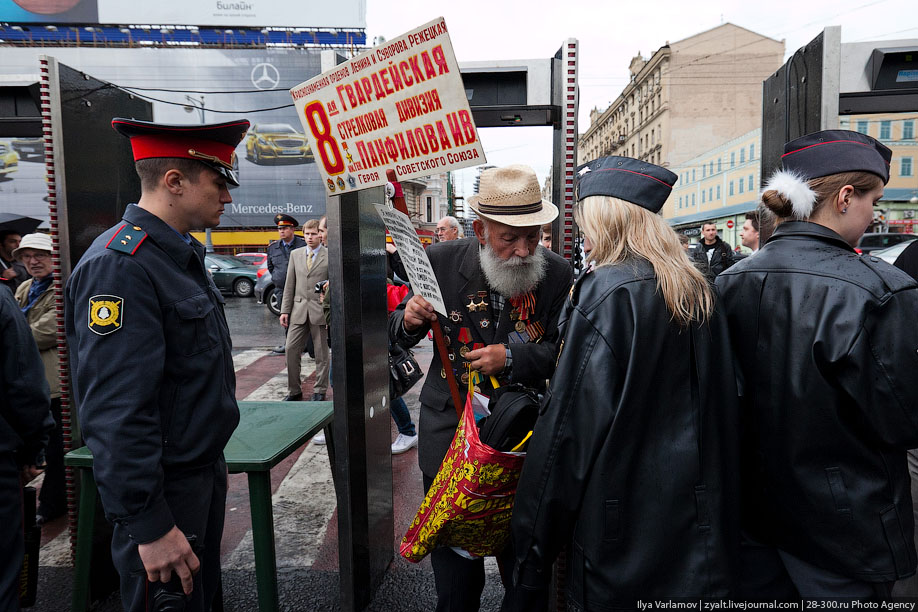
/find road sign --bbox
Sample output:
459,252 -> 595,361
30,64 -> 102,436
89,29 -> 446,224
291,17 -> 486,197
726,219 -> 734,229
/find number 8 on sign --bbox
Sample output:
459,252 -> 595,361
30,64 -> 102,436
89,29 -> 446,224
303,101 -> 345,175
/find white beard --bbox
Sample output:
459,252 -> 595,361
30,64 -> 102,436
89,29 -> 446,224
479,243 -> 548,298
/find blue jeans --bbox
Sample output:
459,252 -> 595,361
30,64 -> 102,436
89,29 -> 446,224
391,396 -> 415,436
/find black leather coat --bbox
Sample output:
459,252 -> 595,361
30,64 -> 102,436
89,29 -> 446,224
512,258 -> 741,608
716,221 -> 918,582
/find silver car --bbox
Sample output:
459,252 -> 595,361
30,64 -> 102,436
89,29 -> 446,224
254,266 -> 282,316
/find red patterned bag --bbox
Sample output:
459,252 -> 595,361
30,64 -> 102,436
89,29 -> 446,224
400,393 -> 525,562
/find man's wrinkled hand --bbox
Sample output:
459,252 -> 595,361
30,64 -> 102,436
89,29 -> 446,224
464,344 -> 507,376
279,313 -> 289,328
403,295 -> 436,332
137,526 -> 200,596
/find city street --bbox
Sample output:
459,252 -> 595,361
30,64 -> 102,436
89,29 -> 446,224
27,301 -> 506,611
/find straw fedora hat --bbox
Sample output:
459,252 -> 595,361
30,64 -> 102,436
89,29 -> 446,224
468,165 -> 558,227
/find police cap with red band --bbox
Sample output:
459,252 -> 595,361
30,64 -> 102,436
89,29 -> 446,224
781,129 -> 892,183
577,156 -> 677,213
112,117 -> 250,186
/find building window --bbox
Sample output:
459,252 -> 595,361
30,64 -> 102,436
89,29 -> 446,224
730,152 -> 736,168
426,197 -> 433,221
702,190 -> 706,204
716,185 -> 721,200
740,148 -> 745,164
679,196 -> 682,208
710,161 -> 714,175
904,121 -> 915,140
717,158 -> 722,173
692,169 -> 696,182
750,144 -> 755,160
857,120 -> 869,134
692,193 -> 696,206
903,157 -> 914,177
709,187 -> 713,201
748,175 -> 754,191
702,164 -> 706,178
880,121 -> 891,140
729,181 -> 734,196
739,179 -> 744,194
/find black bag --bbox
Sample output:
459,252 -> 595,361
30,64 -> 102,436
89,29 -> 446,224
478,384 -> 541,452
19,486 -> 39,608
389,343 -> 423,399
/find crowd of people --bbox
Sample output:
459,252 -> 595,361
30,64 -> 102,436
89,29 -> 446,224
3,118 -> 918,611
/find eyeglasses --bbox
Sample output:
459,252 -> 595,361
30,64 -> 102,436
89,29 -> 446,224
19,252 -> 51,261
435,228 -> 448,234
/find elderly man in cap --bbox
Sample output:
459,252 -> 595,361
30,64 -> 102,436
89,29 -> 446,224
65,117 -> 249,611
390,164 -> 573,611
266,213 -> 306,354
13,233 -> 66,525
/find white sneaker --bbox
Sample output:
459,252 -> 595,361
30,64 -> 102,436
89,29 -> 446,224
391,433 -> 418,455
313,431 -> 326,445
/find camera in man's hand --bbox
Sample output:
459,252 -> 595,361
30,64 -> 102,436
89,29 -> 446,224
147,534 -> 198,611
315,280 -> 328,294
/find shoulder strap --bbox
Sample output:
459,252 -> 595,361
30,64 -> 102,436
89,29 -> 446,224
105,223 -> 147,255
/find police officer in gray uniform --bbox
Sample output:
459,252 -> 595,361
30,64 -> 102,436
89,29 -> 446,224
266,214 -> 305,354
65,117 -> 248,611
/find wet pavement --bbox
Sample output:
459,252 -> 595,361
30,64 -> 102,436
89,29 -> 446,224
28,314 -> 506,611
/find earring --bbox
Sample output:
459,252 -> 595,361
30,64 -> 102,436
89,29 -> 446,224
842,208 -> 848,213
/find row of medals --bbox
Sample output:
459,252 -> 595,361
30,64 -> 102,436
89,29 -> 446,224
439,291 -> 529,391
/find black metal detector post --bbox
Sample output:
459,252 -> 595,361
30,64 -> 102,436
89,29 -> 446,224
327,187 -> 393,612
761,27 -> 918,243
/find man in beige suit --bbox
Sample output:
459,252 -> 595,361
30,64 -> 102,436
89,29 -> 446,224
279,219 -> 329,401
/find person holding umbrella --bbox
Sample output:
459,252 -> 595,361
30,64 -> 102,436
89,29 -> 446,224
0,213 -> 41,292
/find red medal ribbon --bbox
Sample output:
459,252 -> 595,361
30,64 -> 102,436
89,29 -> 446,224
509,292 -> 536,322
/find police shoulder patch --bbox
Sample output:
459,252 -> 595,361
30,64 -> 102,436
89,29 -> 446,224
88,295 -> 124,335
105,224 -> 147,255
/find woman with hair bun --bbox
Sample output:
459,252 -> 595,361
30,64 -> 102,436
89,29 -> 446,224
510,157 -> 741,609
716,130 -> 918,599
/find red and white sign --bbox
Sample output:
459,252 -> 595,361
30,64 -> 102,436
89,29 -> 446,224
726,219 -> 734,229
290,17 -> 486,196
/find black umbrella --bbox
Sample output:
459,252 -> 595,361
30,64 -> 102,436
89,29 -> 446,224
0,213 -> 42,236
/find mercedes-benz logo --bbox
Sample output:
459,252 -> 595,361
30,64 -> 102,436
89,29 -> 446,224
251,63 -> 280,90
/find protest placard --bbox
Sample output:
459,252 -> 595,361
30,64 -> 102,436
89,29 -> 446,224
375,204 -> 446,316
290,17 -> 486,196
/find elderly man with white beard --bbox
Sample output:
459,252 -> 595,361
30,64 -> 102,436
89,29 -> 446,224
389,164 -> 573,612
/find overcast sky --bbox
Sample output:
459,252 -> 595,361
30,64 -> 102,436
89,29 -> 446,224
365,0 -> 917,200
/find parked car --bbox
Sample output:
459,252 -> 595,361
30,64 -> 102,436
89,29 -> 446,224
0,142 -> 19,177
245,123 -> 314,165
870,239 -> 918,265
204,254 -> 259,297
235,252 -> 268,266
855,232 -> 917,254
254,268 -> 282,316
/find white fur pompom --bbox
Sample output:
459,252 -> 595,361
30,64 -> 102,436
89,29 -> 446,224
763,170 -> 817,219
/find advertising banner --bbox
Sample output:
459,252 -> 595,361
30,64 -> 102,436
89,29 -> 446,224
375,203 -> 445,316
0,46 -> 327,228
290,17 -> 485,197
0,0 -> 366,28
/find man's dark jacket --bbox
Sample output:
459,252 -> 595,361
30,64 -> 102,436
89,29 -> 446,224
0,287 -> 52,462
512,259 -> 740,608
389,237 -> 572,478
692,236 -> 734,278
716,221 -> 918,582
266,235 -> 306,293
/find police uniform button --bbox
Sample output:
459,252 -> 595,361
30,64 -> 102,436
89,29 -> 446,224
870,257 -> 879,262
133,226 -> 142,231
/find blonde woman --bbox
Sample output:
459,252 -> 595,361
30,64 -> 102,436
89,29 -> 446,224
717,130 -> 918,599
510,157 -> 740,609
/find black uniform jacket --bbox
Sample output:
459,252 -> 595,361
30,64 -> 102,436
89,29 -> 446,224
266,235 -> 306,292
716,221 -> 918,582
692,237 -> 735,279
0,287 -> 52,463
512,259 -> 741,608
389,238 -> 573,478
66,204 -> 239,544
